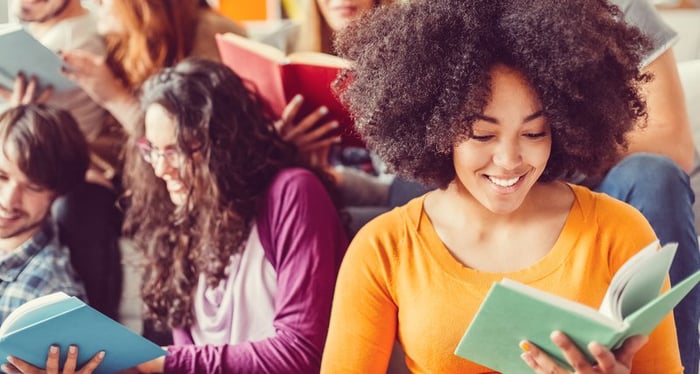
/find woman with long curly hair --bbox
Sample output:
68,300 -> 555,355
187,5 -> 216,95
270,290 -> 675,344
128,58 -> 346,373
321,0 -> 684,373
8,58 -> 348,374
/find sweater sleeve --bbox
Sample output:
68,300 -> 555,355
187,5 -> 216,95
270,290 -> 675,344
320,212 -> 400,373
164,168 -> 348,373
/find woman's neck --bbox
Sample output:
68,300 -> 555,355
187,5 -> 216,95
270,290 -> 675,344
424,181 -> 574,272
434,181 -> 558,225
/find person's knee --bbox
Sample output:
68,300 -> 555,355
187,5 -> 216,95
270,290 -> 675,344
606,153 -> 691,196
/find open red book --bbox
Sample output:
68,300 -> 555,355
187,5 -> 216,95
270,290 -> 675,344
215,32 -> 364,148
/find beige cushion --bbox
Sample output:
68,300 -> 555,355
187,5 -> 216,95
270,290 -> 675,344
659,9 -> 700,62
678,60 -> 700,152
677,60 -> 700,234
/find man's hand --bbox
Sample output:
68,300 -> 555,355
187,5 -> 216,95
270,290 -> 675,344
0,73 -> 53,106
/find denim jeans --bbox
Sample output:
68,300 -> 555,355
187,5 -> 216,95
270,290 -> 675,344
596,153 -> 700,374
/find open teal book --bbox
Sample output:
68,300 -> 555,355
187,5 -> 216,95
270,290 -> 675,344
454,241 -> 700,373
0,23 -> 76,92
0,292 -> 166,374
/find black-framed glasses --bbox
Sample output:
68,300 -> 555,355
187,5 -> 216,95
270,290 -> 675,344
135,137 -> 183,168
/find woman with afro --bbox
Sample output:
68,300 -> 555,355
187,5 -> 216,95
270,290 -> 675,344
320,0 -> 684,372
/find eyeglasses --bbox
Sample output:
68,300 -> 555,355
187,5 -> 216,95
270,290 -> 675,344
135,137 -> 183,168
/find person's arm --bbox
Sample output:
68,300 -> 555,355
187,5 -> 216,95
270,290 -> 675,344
160,169 -> 347,373
625,48 -> 694,172
59,50 -> 142,135
320,218 -> 399,372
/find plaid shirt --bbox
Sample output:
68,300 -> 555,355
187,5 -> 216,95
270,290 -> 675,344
0,219 -> 86,324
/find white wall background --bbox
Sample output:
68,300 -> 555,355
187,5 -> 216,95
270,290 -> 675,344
0,0 -> 9,23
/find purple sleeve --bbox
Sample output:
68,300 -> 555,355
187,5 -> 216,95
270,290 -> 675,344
164,168 -> 348,373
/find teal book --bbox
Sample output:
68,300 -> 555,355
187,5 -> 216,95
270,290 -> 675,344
0,23 -> 76,92
0,292 -> 166,374
454,241 -> 700,373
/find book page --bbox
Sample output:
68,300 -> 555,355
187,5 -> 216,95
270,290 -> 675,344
218,32 -> 288,64
616,243 -> 676,318
622,270 -> 700,340
598,241 -> 659,318
287,52 -> 352,69
598,241 -> 676,320
0,292 -> 71,335
218,32 -> 351,69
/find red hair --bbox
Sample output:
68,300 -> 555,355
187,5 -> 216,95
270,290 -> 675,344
105,0 -> 200,90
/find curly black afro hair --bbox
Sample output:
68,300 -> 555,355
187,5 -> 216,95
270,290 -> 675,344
335,0 -> 652,188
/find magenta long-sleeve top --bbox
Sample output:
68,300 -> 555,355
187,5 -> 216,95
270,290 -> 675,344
164,168 -> 348,373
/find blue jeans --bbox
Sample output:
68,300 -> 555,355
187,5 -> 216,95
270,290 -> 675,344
596,153 -> 700,374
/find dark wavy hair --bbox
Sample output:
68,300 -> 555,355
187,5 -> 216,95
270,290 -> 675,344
335,0 -> 652,188
122,58 -> 341,329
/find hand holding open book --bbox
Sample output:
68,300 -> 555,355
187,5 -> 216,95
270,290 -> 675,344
0,292 -> 165,374
454,241 -> 700,372
0,24 -> 76,93
215,32 -> 364,148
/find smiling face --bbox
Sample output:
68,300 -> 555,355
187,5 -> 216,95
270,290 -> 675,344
15,0 -> 71,22
452,64 -> 551,215
0,146 -> 55,251
143,103 -> 189,207
316,0 -> 376,32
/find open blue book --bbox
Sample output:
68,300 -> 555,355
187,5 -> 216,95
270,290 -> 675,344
0,292 -> 165,373
0,23 -> 76,92
455,241 -> 700,372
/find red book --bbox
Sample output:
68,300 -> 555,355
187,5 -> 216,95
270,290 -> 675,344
215,32 -> 364,148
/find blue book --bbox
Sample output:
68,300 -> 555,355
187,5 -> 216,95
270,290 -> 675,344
0,292 -> 166,374
0,23 -> 76,92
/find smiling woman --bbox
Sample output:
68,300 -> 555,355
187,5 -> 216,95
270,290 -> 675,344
453,65 -> 551,217
123,58 -> 347,374
140,105 -> 189,206
319,0 -> 685,373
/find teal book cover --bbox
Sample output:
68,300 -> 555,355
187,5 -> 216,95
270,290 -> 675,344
0,23 -> 76,92
454,242 -> 700,372
0,293 -> 165,374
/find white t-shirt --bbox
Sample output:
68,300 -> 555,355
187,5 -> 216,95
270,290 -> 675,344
611,0 -> 679,67
31,11 -> 107,142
